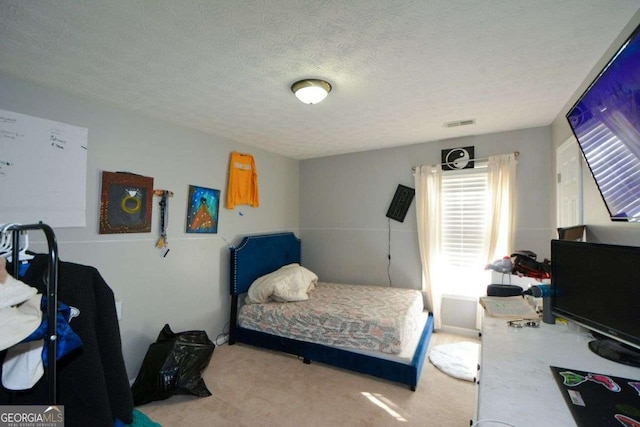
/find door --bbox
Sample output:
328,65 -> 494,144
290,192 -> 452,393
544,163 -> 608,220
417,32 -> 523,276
556,136 -> 583,227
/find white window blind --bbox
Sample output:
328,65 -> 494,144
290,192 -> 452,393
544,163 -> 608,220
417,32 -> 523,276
441,169 -> 489,271
580,121 -> 640,220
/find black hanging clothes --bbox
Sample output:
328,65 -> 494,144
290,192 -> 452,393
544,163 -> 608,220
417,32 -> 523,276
0,255 -> 134,427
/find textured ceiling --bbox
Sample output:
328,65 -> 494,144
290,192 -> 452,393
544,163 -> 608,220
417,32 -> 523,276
0,1 -> 638,159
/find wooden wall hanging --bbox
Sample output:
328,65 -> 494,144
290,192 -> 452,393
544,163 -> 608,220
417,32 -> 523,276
99,171 -> 154,234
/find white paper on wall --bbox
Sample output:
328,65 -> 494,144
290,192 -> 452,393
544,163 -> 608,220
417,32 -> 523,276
0,109 -> 88,227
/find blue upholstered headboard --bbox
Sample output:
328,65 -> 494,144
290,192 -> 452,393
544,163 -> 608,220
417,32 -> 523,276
230,232 -> 301,296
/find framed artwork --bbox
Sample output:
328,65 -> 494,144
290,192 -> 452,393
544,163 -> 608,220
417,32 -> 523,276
186,185 -> 220,234
441,146 -> 475,170
99,171 -> 154,234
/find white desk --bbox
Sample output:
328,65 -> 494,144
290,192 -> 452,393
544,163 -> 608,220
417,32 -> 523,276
476,315 -> 640,427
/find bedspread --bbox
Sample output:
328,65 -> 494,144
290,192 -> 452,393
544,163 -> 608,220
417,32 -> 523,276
238,282 -> 424,354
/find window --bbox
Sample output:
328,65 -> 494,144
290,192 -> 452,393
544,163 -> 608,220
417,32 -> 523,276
440,168 -> 489,296
414,152 -> 516,329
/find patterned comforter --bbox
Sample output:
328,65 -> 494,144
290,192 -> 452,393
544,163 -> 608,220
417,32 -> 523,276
238,282 -> 424,354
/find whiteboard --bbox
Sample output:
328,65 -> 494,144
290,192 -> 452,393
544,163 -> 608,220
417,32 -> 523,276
0,109 -> 88,227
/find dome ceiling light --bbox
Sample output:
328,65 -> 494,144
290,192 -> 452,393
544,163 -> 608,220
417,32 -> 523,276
291,79 -> 332,105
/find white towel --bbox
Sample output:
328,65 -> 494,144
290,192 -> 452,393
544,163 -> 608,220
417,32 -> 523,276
0,274 -> 38,309
2,339 -> 44,390
0,294 -> 42,351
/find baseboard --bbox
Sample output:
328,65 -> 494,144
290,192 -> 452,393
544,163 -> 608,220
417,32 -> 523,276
439,325 -> 480,339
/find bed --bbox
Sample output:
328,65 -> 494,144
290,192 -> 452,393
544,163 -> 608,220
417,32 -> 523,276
228,232 -> 434,390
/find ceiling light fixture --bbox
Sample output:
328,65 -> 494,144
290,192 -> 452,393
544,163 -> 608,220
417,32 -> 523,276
291,79 -> 332,104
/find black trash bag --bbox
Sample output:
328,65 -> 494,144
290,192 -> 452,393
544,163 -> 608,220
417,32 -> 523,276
131,324 -> 215,406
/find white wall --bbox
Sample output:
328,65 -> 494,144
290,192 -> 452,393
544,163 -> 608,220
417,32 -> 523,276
550,10 -> 640,246
300,126 -> 554,330
0,73 -> 299,379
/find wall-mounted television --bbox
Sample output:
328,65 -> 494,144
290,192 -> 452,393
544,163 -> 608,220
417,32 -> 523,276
566,23 -> 640,222
550,239 -> 640,367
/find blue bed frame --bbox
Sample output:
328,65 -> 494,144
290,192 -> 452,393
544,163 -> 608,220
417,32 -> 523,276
229,232 -> 434,391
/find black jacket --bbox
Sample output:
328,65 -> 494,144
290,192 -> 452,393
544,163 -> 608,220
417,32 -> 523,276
0,255 -> 134,426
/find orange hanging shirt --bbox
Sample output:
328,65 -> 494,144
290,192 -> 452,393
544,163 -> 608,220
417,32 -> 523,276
226,151 -> 259,208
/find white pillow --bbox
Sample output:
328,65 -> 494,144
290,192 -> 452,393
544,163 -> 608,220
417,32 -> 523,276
246,263 -> 318,304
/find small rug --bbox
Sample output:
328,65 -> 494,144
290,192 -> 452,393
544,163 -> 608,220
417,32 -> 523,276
428,341 -> 480,382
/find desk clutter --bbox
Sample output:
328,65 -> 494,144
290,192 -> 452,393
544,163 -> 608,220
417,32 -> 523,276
478,296 -> 539,320
482,274 -> 556,323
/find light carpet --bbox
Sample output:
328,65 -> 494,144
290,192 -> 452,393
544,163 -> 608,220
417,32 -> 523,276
428,341 -> 481,382
137,331 -> 478,427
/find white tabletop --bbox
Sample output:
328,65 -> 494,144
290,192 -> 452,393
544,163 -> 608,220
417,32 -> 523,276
476,315 -> 640,427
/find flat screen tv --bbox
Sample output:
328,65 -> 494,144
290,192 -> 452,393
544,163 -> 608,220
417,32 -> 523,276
551,239 -> 640,367
566,22 -> 640,222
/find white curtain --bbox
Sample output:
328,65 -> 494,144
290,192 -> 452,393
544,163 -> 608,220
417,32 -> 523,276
477,153 -> 518,328
413,164 -> 443,329
414,153 -> 517,331
483,153 -> 518,266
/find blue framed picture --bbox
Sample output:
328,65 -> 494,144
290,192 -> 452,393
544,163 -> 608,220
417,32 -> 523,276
185,185 -> 220,233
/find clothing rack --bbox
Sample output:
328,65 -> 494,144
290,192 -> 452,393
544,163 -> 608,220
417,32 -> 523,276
7,223 -> 58,404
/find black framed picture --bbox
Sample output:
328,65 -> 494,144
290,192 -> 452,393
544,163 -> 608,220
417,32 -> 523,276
441,146 -> 475,170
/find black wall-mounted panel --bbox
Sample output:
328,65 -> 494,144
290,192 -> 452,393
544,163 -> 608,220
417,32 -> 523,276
386,184 -> 415,222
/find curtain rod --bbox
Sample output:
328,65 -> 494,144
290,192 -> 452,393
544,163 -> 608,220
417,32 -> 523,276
411,151 -> 519,171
